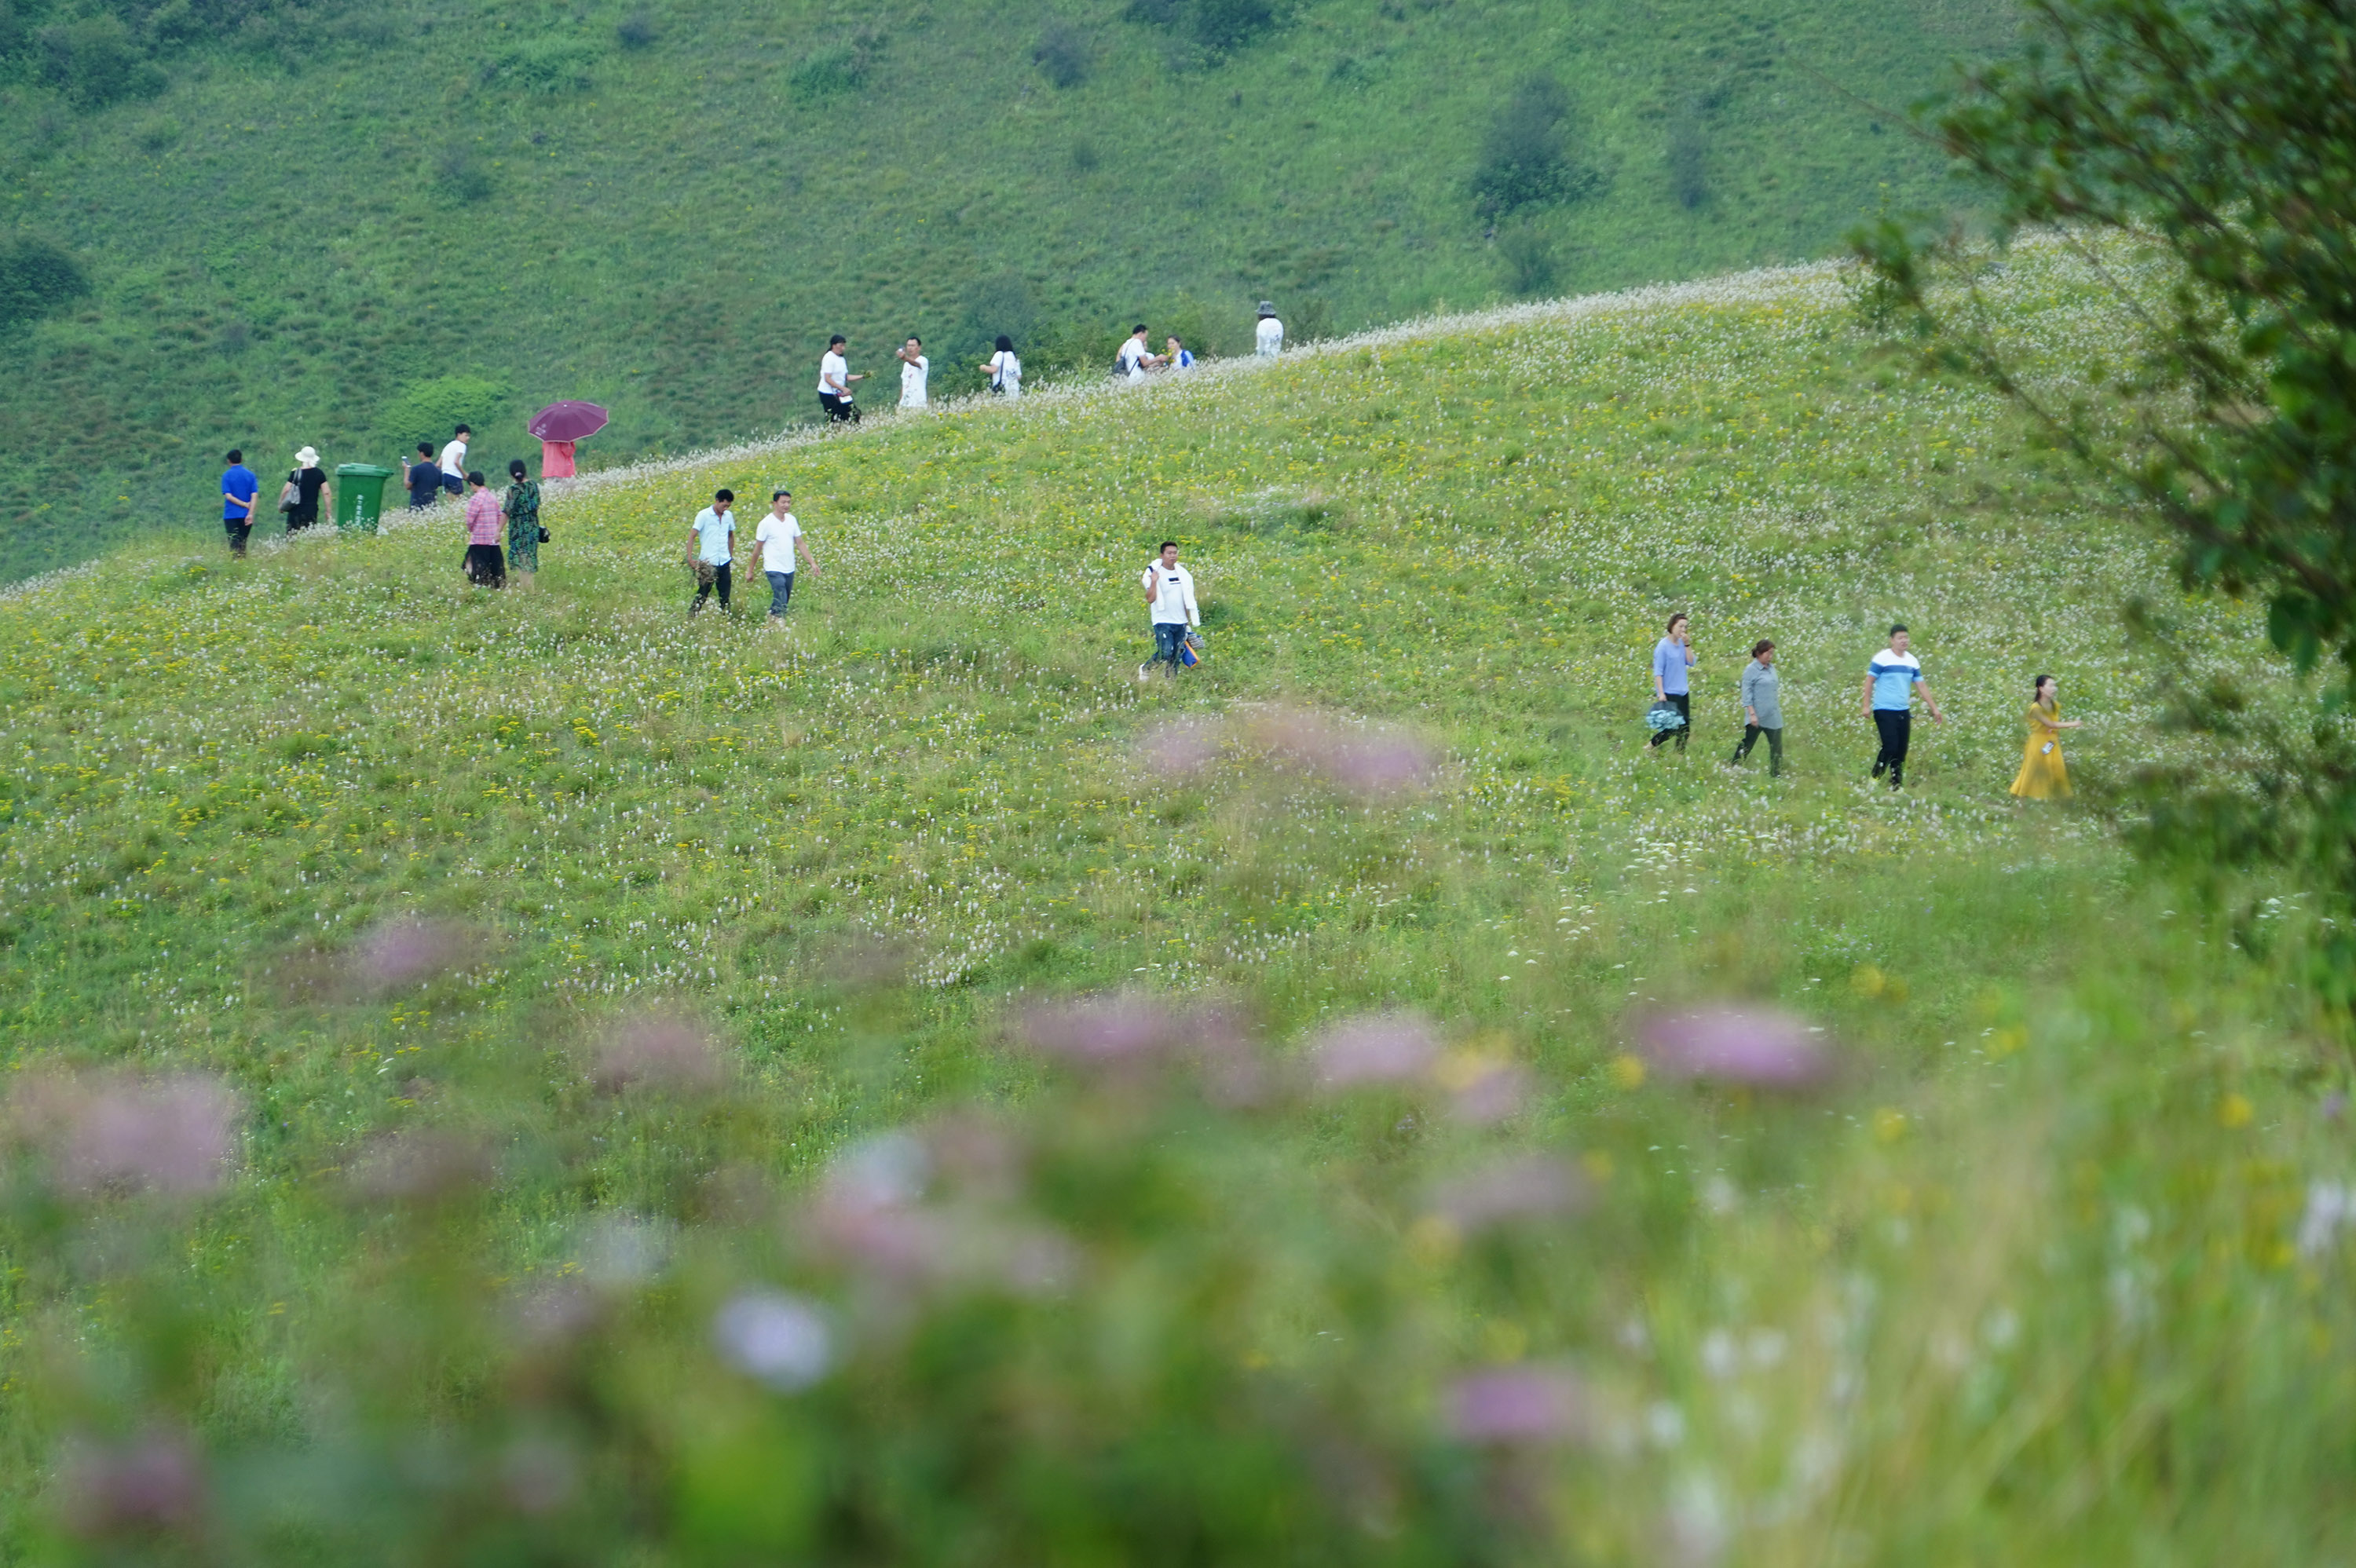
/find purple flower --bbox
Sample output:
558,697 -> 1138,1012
1312,1013 -> 1440,1091
1139,716 -> 1226,775
592,1015 -> 724,1094
1016,993 -> 1191,1065
1444,1365 -> 1590,1445
1427,1155 -> 1589,1234
1636,1006 -> 1835,1090
1242,708 -> 1437,796
16,1073 -> 241,1199
56,1431 -> 205,1538
346,1128 -> 493,1202
1443,1058 -> 1531,1125
350,917 -> 466,992
712,1288 -> 835,1391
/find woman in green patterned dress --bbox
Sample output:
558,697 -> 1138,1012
503,459 -> 542,587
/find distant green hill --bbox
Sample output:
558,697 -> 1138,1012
0,0 -> 2013,580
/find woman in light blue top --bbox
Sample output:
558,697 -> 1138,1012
1650,612 -> 1696,752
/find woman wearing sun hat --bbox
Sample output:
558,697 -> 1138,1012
284,446 -> 331,534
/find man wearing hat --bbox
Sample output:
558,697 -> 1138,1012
286,446 -> 331,534
1255,301 -> 1284,356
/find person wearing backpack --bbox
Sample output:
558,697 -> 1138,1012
1115,325 -> 1163,383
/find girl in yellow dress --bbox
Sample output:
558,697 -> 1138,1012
2010,674 -> 2080,799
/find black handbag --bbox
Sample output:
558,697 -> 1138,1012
537,524 -> 550,543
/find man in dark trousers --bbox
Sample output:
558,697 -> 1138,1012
220,449 -> 259,556
1861,623 -> 1944,787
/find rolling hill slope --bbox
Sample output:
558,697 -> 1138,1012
0,0 -> 2021,579
2,243 -> 2346,1560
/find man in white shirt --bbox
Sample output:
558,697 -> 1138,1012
895,337 -> 929,410
687,488 -> 737,616
819,335 -> 864,423
1116,324 -> 1164,384
437,423 -> 471,496
1138,539 -> 1200,678
747,488 -> 818,620
1255,302 -> 1283,356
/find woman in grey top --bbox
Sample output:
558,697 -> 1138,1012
1730,639 -> 1783,776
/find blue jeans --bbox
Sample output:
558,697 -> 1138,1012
766,570 -> 795,617
1152,622 -> 1189,669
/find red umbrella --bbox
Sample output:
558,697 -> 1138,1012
529,401 -> 609,441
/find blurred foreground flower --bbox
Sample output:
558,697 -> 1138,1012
12,1072 -> 241,1199
349,917 -> 468,992
807,1128 -> 1077,1296
347,1128 -> 494,1202
592,1014 -> 724,1094
1445,1365 -> 1591,1446
1427,1155 -> 1589,1234
56,1431 -> 204,1538
712,1288 -> 835,1392
1243,707 -> 1436,796
1138,715 -> 1226,775
1015,992 -> 1254,1097
1635,1006 -> 1835,1090
1312,1012 -> 1440,1090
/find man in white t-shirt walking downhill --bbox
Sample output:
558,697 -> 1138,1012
1116,324 -> 1164,384
1255,302 -> 1283,356
747,488 -> 818,620
819,335 -> 865,423
1138,539 -> 1199,679
687,488 -> 737,616
895,337 -> 929,411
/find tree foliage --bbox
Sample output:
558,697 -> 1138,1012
1470,74 -> 1601,218
0,234 -> 90,331
1856,0 -> 2356,941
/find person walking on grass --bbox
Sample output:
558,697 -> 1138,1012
462,471 -> 505,588
503,459 -> 542,587
688,489 -> 737,615
1862,623 -> 1943,787
820,336 -> 865,423
2010,674 -> 2080,800
1117,324 -> 1163,384
1255,301 -> 1283,356
1137,539 -> 1199,679
220,448 -> 260,557
402,443 -> 443,510
748,488 -> 818,620
284,447 -> 330,535
896,336 -> 930,411
982,335 -> 1023,398
1729,638 -> 1783,777
438,424 -> 471,498
1649,612 -> 1696,752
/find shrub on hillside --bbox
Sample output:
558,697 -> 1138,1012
380,375 -> 508,451
1666,113 -> 1710,210
479,37 -> 602,95
1124,0 -> 1288,60
1469,72 -> 1601,218
1033,20 -> 1090,87
37,13 -> 166,110
0,235 -> 91,331
616,9 -> 657,49
435,147 -> 493,204
1498,225 -> 1559,298
792,29 -> 885,101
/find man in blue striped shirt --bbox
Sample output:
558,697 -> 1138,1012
1860,624 -> 1943,786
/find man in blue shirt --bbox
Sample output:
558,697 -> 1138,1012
1860,623 -> 1944,786
403,442 -> 444,510
220,449 -> 259,557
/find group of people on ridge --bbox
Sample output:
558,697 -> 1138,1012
1649,614 -> 2077,798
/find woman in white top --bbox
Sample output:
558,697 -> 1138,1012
981,335 -> 1023,398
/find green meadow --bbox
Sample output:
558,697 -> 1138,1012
0,0 -> 2018,580
0,239 -> 2348,1561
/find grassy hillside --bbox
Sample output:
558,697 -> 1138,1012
0,0 -> 2019,580
2,240 -> 2349,1559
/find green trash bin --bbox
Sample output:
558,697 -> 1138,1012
335,463 -> 396,533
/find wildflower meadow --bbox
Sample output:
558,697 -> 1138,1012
0,237 -> 2348,1562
